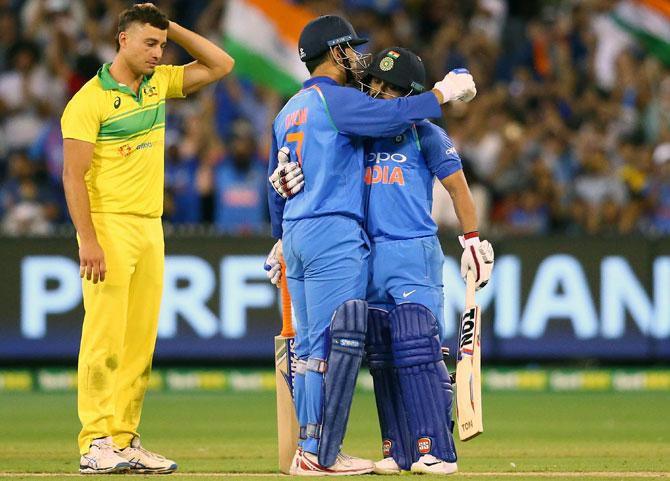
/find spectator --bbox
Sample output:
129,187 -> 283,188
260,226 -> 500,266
0,9 -> 19,71
213,120 -> 267,234
505,189 -> 550,236
0,0 -> 666,238
0,40 -> 65,150
0,150 -> 56,235
650,143 -> 670,235
164,136 -> 201,225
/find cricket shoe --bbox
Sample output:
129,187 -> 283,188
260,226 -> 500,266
373,457 -> 402,475
79,436 -> 131,474
294,451 -> 374,476
117,436 -> 178,474
289,447 -> 304,475
410,454 -> 458,475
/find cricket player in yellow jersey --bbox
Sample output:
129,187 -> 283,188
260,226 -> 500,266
61,3 -> 234,474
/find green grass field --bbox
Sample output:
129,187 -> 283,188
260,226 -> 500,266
1,390 -> 669,480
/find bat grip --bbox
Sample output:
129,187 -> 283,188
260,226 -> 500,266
465,270 -> 476,308
279,256 -> 294,337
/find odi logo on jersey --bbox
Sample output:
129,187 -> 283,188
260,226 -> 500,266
364,152 -> 406,186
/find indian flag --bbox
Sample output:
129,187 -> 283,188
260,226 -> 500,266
611,0 -> 670,65
223,0 -> 314,96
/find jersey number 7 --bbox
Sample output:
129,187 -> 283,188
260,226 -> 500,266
286,131 -> 304,166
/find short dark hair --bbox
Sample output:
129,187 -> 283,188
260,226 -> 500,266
305,52 -> 329,74
8,40 -> 40,67
116,4 -> 169,51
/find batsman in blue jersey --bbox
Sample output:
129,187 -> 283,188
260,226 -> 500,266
265,16 -> 478,476
360,48 -> 494,475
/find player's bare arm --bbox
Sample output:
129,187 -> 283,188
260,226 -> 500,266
62,139 -> 106,284
168,21 -> 235,95
441,170 -> 494,289
441,170 -> 478,233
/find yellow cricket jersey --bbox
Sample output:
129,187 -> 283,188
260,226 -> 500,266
61,63 -> 185,217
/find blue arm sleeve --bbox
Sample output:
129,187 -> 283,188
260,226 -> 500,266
267,130 -> 285,239
417,121 -> 463,180
325,86 -> 442,138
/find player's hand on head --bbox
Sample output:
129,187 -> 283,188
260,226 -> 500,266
264,240 -> 282,287
270,147 -> 304,199
458,232 -> 493,290
433,68 -> 477,104
79,239 -> 106,284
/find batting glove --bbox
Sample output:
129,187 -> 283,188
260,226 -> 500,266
459,231 -> 494,290
433,68 -> 477,104
263,240 -> 282,287
269,147 -> 304,199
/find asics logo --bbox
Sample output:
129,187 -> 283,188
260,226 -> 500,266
367,152 -> 407,164
402,290 -> 416,298
446,147 -> 457,156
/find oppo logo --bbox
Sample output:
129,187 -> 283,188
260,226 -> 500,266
366,152 -> 407,164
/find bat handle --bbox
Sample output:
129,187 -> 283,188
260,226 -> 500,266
465,270 -> 476,308
280,256 -> 295,338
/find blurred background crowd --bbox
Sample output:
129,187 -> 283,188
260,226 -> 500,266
0,0 -> 668,237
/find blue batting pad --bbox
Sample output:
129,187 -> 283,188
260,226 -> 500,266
390,303 -> 457,463
366,307 -> 414,470
311,299 -> 368,467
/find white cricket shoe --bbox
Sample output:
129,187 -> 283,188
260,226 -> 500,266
411,454 -> 458,475
79,436 -> 131,474
117,435 -> 178,474
295,450 -> 374,476
373,456 -> 402,475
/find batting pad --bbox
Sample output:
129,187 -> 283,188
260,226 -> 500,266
315,299 -> 368,467
366,307 -> 414,470
390,303 -> 457,463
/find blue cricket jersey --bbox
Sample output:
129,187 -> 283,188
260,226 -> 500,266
364,120 -> 462,241
268,77 -> 442,239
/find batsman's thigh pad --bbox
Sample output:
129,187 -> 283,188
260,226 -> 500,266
366,307 -> 414,470
308,299 -> 367,467
390,303 -> 457,463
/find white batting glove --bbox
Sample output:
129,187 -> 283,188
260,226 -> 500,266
263,240 -> 282,287
459,231 -> 494,290
269,147 -> 304,199
433,68 -> 477,104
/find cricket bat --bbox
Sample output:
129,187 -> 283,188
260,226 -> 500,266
274,257 -> 299,473
455,270 -> 483,441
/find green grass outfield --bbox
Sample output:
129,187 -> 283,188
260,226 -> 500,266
0,391 -> 668,481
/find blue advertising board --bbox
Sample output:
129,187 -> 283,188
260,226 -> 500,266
1,235 -> 668,362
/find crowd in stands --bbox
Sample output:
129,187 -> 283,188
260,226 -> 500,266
0,0 -> 668,237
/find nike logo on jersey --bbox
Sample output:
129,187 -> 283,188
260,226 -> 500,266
402,290 -> 416,298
